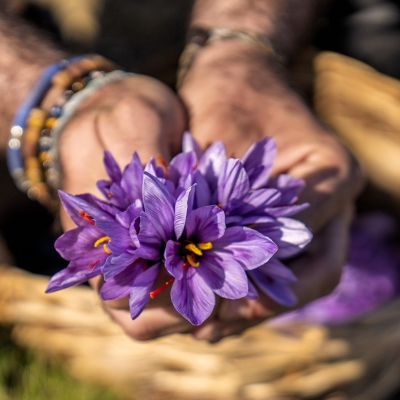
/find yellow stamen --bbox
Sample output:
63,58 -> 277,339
94,236 -> 111,248
186,254 -> 200,268
103,244 -> 112,254
185,243 -> 203,256
198,242 -> 213,251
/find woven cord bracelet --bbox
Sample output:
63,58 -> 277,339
177,26 -> 280,88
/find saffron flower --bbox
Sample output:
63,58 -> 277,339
139,174 -> 277,324
47,133 -> 313,325
46,192 -> 114,292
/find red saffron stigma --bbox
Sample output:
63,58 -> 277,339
79,210 -> 95,225
88,260 -> 99,271
149,277 -> 175,299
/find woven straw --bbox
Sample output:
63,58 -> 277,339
1,52 -> 400,399
315,52 -> 400,200
1,264 -> 400,400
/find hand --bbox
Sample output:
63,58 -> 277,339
179,42 -> 364,341
59,75 -> 196,339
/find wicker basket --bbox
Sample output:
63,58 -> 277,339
1,52 -> 400,399
1,266 -> 400,400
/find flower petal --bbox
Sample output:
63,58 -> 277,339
102,252 -> 138,280
171,269 -> 215,325
129,263 -> 160,319
142,172 -> 175,241
100,259 -> 148,300
218,159 -> 250,207
58,191 -> 111,225
242,138 -> 277,189
229,188 -> 281,215
260,258 -> 298,283
257,218 -> 312,258
54,225 -> 102,260
103,151 -> 122,182
174,185 -> 195,240
164,240 -> 185,280
120,152 -> 144,202
185,206 -> 226,242
198,141 -> 227,191
46,258 -> 102,293
269,174 -> 305,204
214,226 -> 278,270
95,219 -> 132,254
192,170 -> 211,207
182,131 -> 202,159
198,253 -> 248,299
263,203 -> 309,218
169,151 -> 197,184
250,267 -> 297,307
247,280 -> 259,299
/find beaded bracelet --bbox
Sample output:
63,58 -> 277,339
48,70 -> 135,191
7,55 -> 117,208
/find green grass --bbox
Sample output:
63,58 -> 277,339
0,329 -> 119,400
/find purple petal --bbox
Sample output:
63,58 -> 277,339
263,203 -> 309,218
214,226 -> 278,270
46,258 -> 102,293
182,131 -> 202,159
142,172 -> 175,241
103,151 -> 122,182
102,252 -> 138,279
115,204 -> 141,229
257,218 -> 312,258
198,141 -> 227,191
164,240 -> 185,280
247,280 -> 259,299
218,159 -> 250,207
174,185 -> 195,240
54,225 -> 103,260
185,206 -> 226,242
269,174 -> 305,204
260,258 -> 298,283
169,151 -> 197,184
198,253 -> 248,299
171,268 -> 215,325
95,219 -> 133,253
100,259 -> 148,300
96,179 -> 113,202
120,152 -> 144,201
229,188 -> 281,215
58,191 -> 111,225
250,267 -> 297,307
192,171 -> 211,207
242,138 -> 277,189
137,210 -> 170,261
129,263 -> 160,319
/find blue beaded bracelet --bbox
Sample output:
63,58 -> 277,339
7,55 -> 86,192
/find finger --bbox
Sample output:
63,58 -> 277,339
273,139 -> 362,232
106,305 -> 194,341
291,205 -> 353,305
192,317 -> 264,343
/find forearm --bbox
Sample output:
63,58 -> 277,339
190,0 -> 325,61
0,12 -> 65,150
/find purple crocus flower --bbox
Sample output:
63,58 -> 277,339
137,173 -> 278,325
46,191 -> 115,292
49,133 -> 313,324
181,133 -> 312,306
96,202 -> 163,319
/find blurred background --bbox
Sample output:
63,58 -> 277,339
0,1 -> 400,399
